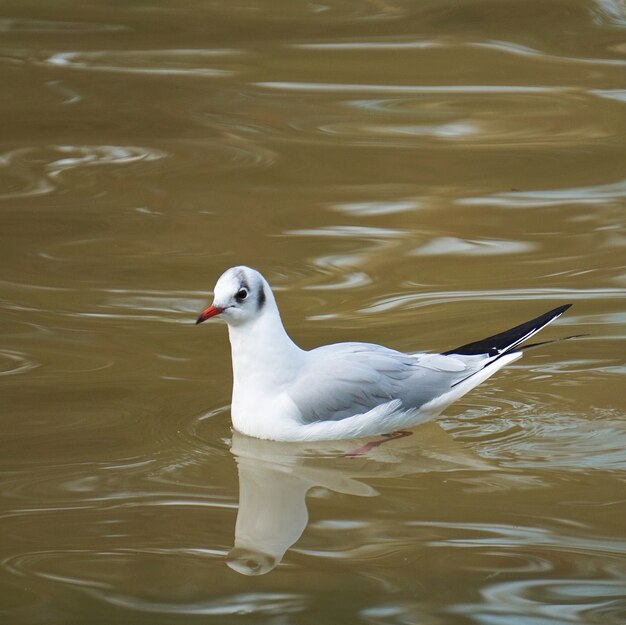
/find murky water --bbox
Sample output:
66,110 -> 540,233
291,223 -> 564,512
1,1 -> 625,623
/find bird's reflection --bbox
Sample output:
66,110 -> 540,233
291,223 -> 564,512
226,423 -> 495,575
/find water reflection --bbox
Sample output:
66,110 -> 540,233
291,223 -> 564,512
227,424 -> 495,575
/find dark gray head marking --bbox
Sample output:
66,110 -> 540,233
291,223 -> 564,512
236,269 -> 250,293
257,284 -> 266,310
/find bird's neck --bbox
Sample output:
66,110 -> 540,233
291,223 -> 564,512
227,309 -> 304,387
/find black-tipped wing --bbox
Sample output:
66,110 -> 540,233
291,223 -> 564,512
443,304 -> 572,357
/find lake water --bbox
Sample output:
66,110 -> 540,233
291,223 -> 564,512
1,1 -> 625,623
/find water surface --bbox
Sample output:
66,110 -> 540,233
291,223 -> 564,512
1,1 -> 625,624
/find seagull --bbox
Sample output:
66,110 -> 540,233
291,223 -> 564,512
196,266 -> 571,442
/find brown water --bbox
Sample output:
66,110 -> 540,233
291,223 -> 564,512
1,1 -> 625,623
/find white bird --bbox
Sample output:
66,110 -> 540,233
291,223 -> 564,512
196,266 -> 571,442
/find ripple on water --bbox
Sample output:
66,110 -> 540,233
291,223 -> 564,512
476,407 -> 626,471
593,88 -> 626,103
285,225 -> 411,294
592,0 -> 626,27
0,349 -> 39,377
0,145 -> 166,200
0,18 -> 130,33
48,145 -> 166,171
451,578 -> 626,624
0,139 -> 275,204
288,225 -> 406,240
254,83 -> 612,149
321,91 -> 621,147
413,519 -> 626,554
0,407 -> 233,502
36,287 -> 210,325
471,38 -> 626,67
42,49 -> 242,78
2,550 -> 306,614
412,236 -> 536,257
359,287 -> 626,315
331,198 -> 421,216
250,33 -> 625,152
459,178 -> 626,209
259,82 -> 565,95
157,137 -> 278,176
295,37 -> 626,68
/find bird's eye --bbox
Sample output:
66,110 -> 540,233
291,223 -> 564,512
236,288 -> 248,301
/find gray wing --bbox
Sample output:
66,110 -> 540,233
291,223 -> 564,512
288,342 -> 479,424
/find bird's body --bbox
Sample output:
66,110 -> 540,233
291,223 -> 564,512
196,266 -> 571,442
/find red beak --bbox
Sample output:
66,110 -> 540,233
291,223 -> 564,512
196,305 -> 224,325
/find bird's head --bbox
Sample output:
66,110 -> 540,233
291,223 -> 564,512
196,266 -> 271,327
